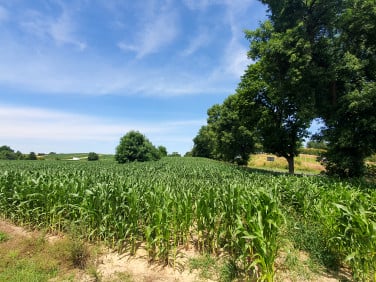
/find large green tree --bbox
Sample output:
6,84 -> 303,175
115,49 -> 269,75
321,0 -> 376,177
115,131 -> 161,163
237,11 -> 316,173
88,152 -> 99,161
194,0 -> 375,176
0,145 -> 17,160
192,96 -> 255,165
240,0 -> 375,176
209,95 -> 255,165
157,146 -> 168,157
192,125 -> 216,159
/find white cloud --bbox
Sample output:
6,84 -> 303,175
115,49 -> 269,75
0,0 -> 263,97
49,9 -> 86,50
118,2 -> 179,58
20,4 -> 86,50
0,36 -> 234,97
221,37 -> 250,78
215,0 -> 256,78
183,0 -> 256,11
0,5 -> 8,22
0,105 -> 203,154
182,0 -> 211,10
182,29 -> 211,56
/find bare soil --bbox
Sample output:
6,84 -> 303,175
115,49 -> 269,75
0,219 -> 351,281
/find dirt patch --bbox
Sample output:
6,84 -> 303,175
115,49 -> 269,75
0,219 -> 203,282
0,219 -> 35,238
96,250 -> 202,282
0,219 -> 353,281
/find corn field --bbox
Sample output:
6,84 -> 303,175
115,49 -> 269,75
0,158 -> 375,281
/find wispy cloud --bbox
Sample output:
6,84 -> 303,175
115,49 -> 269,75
182,0 -> 257,78
0,5 -> 8,22
182,28 -> 211,56
118,1 -> 179,58
182,0 -> 221,10
217,0 -> 257,78
183,0 -> 256,11
0,36 -> 233,97
0,0 -> 262,97
0,105 -> 203,153
20,3 -> 86,50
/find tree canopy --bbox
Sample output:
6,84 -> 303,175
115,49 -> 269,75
193,0 -> 375,176
115,131 -> 161,163
192,95 -> 255,165
0,145 -> 24,160
88,152 -> 99,161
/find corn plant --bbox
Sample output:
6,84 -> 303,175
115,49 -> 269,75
1,158 -> 375,280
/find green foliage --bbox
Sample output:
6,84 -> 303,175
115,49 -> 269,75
0,231 -> 8,242
299,147 -> 326,156
0,258 -> 57,282
184,151 -> 192,157
87,152 -> 99,161
237,2 -> 320,174
217,0 -> 376,177
189,255 -> 218,280
0,158 -> 375,279
115,131 -> 161,163
324,82 -> 376,177
212,95 -> 255,165
192,125 -> 216,158
287,218 -> 341,270
366,154 -> 376,163
306,140 -> 328,150
192,97 -> 256,165
0,145 -> 17,160
68,238 -> 90,269
168,152 -> 181,157
157,146 -> 168,157
0,235 -> 59,281
28,152 -> 37,160
366,164 -> 376,179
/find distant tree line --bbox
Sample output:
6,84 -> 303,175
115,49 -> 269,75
192,0 -> 375,177
0,146 -> 38,160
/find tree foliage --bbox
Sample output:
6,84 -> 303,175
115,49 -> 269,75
88,152 -> 99,161
321,0 -> 376,177
28,152 -> 37,160
192,96 -> 255,165
0,146 -> 26,160
157,146 -> 168,157
192,126 -> 216,159
194,0 -> 375,176
115,131 -> 161,163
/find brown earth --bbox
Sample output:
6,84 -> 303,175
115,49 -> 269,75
0,219 -> 352,282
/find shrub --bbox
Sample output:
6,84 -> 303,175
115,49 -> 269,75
115,131 -> 161,163
28,152 -> 37,160
157,146 -> 168,157
87,152 -> 99,161
168,152 -> 181,157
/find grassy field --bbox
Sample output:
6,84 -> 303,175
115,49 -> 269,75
248,154 -> 325,174
0,157 -> 375,281
40,153 -> 114,161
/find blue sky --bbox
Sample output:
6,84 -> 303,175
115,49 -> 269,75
0,0 -> 268,155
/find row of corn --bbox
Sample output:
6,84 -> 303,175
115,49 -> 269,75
0,158 -> 375,281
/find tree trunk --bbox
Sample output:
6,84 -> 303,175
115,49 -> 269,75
286,155 -> 294,174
